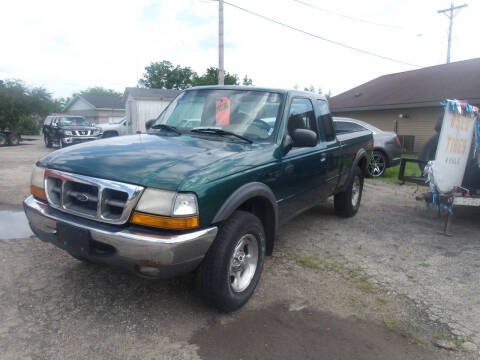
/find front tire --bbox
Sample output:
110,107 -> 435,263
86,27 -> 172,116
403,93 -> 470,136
197,211 -> 266,312
102,131 -> 118,138
0,133 -> 7,146
334,166 -> 364,217
44,134 -> 52,148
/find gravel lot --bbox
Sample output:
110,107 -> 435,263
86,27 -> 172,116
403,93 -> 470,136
0,137 -> 478,359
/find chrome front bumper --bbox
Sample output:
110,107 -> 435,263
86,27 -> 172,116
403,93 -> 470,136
23,195 -> 218,278
62,136 -> 101,144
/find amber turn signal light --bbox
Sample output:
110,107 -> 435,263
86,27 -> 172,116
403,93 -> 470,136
30,185 -> 47,201
130,212 -> 199,230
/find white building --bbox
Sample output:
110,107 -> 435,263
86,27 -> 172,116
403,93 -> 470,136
64,94 -> 125,124
124,87 -> 181,133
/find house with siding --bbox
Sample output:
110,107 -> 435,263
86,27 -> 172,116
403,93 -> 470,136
329,58 -> 480,152
124,87 -> 181,133
64,94 -> 125,124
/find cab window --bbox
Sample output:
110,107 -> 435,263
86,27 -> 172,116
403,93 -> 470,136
287,98 -> 316,137
334,121 -> 367,134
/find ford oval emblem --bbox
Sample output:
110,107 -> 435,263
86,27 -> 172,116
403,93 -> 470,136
76,193 -> 89,202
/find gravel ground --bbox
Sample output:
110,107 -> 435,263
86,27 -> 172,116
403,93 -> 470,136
280,180 -> 480,346
0,137 -> 478,359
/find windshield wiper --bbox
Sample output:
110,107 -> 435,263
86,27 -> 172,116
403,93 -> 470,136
150,124 -> 182,135
190,128 -> 253,144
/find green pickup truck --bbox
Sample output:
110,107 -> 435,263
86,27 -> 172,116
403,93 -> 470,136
24,86 -> 373,311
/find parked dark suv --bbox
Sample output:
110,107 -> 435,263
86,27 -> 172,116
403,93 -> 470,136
43,115 -> 102,148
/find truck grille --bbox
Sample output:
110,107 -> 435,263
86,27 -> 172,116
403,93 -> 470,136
44,169 -> 144,224
74,130 -> 93,136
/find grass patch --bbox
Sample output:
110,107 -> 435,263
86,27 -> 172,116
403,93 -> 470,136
384,319 -> 426,344
373,154 -> 422,185
296,253 -> 378,294
295,255 -> 322,269
377,296 -> 389,305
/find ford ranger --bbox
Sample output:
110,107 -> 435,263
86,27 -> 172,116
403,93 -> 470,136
24,86 -> 373,312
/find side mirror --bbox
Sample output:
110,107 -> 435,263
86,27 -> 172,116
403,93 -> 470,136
123,122 -> 127,126
292,129 -> 317,147
145,119 -> 155,130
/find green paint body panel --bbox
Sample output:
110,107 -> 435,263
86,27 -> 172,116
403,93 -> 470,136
37,87 -> 373,229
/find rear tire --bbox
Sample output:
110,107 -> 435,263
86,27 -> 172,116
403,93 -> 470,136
197,211 -> 266,312
334,166 -> 363,217
0,133 -> 7,146
7,132 -> 20,145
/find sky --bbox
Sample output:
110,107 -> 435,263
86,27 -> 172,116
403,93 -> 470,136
0,0 -> 478,98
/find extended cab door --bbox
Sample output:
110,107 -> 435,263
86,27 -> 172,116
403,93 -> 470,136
278,97 -> 329,222
314,99 -> 343,195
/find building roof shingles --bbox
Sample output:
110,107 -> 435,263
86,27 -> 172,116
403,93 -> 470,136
329,58 -> 480,111
80,94 -> 124,110
124,87 -> 181,100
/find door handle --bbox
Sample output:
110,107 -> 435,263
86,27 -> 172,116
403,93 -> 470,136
320,153 -> 327,162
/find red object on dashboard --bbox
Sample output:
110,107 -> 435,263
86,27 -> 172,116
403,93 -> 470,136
216,97 -> 231,126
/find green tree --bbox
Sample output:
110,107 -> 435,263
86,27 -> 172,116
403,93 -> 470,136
193,67 -> 239,86
80,87 -> 122,97
138,60 -> 197,89
242,75 -> 253,86
0,79 -> 62,134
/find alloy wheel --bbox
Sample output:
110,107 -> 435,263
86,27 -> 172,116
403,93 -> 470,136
368,151 -> 386,177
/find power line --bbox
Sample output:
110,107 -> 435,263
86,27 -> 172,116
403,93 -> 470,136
292,0 -> 442,39
221,1 -> 421,68
292,0 -> 401,30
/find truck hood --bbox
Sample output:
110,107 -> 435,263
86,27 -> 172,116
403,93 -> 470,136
37,134 -> 253,190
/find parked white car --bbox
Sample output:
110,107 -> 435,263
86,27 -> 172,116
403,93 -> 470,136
98,117 -> 129,138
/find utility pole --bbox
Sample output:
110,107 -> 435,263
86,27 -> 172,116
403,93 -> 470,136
437,2 -> 467,64
218,0 -> 225,85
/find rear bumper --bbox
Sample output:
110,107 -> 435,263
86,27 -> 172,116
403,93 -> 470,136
23,195 -> 217,278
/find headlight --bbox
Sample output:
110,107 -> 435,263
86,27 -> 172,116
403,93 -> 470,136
131,188 -> 199,230
30,165 -> 46,200
173,193 -> 198,216
63,130 -> 73,136
135,188 -> 176,216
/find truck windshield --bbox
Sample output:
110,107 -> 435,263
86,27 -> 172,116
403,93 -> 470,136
59,117 -> 91,126
152,89 -> 284,142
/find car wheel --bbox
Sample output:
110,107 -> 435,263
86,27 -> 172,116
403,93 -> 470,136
44,134 -> 52,148
334,166 -> 364,217
102,131 -> 118,138
368,151 -> 386,177
7,132 -> 20,145
0,133 -> 7,146
197,210 -> 266,312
